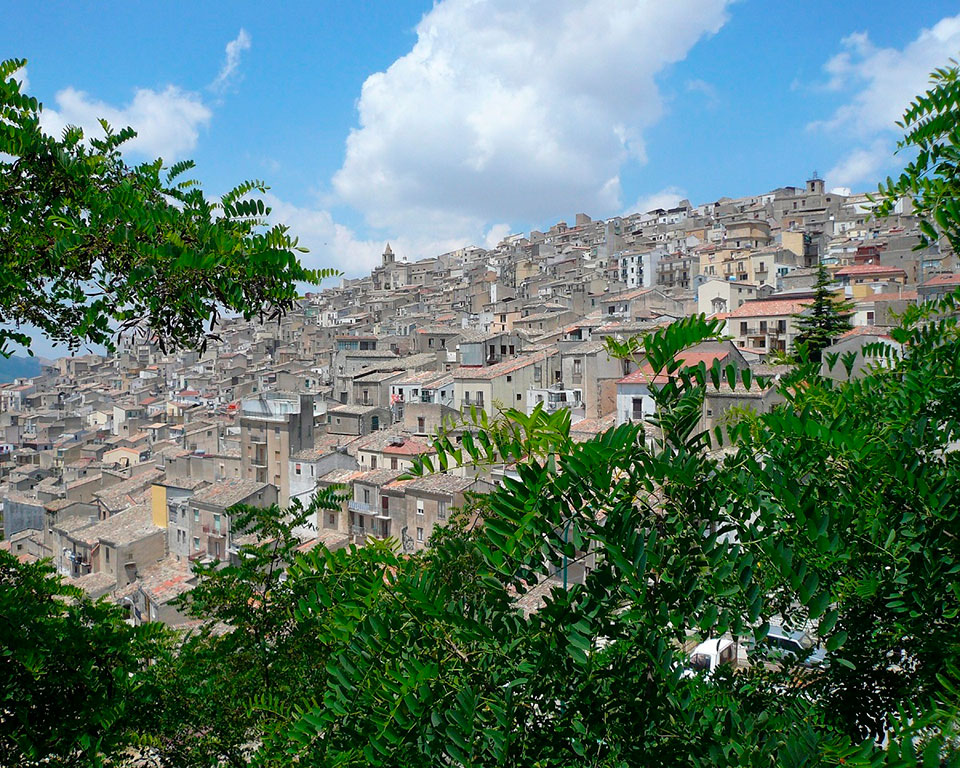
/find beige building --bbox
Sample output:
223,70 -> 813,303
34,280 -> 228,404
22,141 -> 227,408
453,352 -> 550,418
239,392 -> 314,506
722,295 -> 815,355
697,278 -> 760,316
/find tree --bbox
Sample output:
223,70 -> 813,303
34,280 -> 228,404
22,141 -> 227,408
873,59 -> 960,252
228,305 -> 960,767
0,58 -> 337,357
136,491 -> 344,768
792,261 -> 854,361
0,550 -> 168,767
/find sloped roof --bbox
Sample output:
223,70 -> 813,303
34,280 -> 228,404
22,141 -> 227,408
617,351 -> 731,385
725,297 -> 812,318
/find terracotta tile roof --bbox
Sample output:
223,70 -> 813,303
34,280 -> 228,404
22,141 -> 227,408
836,264 -> 906,277
86,504 -> 160,547
867,290 -> 918,301
119,555 -> 194,604
839,325 -> 893,340
725,297 -> 813,318
383,438 -> 434,457
353,468 -> 402,486
617,351 -> 731,385
923,272 -> 960,286
453,352 -> 549,381
600,288 -> 657,303
385,473 -> 478,495
192,479 -> 270,509
317,468 -> 363,485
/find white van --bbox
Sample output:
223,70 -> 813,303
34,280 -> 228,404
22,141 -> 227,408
688,637 -> 737,673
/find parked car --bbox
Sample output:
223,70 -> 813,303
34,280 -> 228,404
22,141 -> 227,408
748,623 -> 827,667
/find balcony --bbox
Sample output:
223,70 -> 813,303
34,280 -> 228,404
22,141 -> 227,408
348,499 -> 374,514
366,521 -> 391,540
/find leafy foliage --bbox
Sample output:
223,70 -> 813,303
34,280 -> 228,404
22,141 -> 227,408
0,58 -> 338,357
129,304 -> 960,767
792,262 -> 855,362
873,59 -> 960,252
0,550 -> 168,767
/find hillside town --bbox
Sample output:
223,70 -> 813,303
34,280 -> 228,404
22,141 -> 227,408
1,175 -> 955,626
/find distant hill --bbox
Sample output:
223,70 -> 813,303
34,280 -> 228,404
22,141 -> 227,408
0,355 -> 42,383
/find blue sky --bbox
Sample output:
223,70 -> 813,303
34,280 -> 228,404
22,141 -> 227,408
5,0 -> 960,284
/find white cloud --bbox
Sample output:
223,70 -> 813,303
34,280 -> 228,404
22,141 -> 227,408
812,16 -> 960,136
811,14 -> 960,191
41,85 -> 211,160
628,186 -> 686,215
685,78 -> 719,108
483,223 -> 512,249
332,0 -> 731,243
264,193 -> 476,278
210,29 -> 251,94
825,139 -> 891,190
12,65 -> 29,92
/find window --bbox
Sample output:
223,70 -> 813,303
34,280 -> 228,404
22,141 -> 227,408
105,547 -> 110,563
417,500 -> 425,516
740,322 -> 748,335
274,427 -> 280,436
193,537 -> 200,551
777,320 -> 787,334
328,513 -> 335,525
194,509 -> 199,523
417,417 -> 425,433
573,359 -> 582,375
438,501 -> 447,520
371,456 -> 377,469
363,489 -> 370,504
517,393 -> 522,401
631,397 -> 644,421
428,338 -> 434,347
295,463 -> 301,475
759,321 -> 767,333
214,514 -> 222,534
506,375 -> 512,382
391,458 -> 398,470
417,527 -> 424,542
476,391 -> 484,406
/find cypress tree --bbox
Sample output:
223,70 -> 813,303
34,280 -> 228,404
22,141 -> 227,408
792,261 -> 854,361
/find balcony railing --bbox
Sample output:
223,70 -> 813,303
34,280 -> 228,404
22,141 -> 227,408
348,500 -> 374,514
